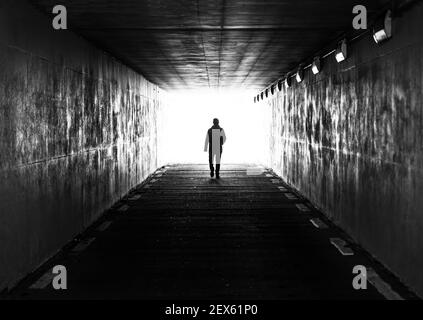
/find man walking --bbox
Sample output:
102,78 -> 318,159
204,118 -> 226,179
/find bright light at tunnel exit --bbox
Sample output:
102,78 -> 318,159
157,89 -> 270,166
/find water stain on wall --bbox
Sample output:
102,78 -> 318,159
0,2 -> 162,290
266,4 -> 423,296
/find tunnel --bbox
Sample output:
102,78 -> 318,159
1,0 -> 422,303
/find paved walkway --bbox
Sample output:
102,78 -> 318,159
7,165 -> 415,299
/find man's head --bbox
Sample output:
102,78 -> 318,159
213,118 -> 219,126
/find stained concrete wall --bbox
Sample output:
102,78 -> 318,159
266,3 -> 423,296
0,0 -> 162,290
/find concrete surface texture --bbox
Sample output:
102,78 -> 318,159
1,0 -> 423,300
0,0 -> 162,291
6,165 -> 417,299
264,2 -> 423,296
28,0 -> 390,90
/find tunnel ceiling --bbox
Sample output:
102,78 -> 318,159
30,0 -> 389,91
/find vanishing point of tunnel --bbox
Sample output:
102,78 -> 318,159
1,0 -> 423,304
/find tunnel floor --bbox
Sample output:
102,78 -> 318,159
7,164 -> 414,300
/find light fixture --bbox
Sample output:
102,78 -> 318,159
373,10 -> 392,43
296,66 -> 304,83
265,88 -> 269,98
335,39 -> 347,62
254,96 -> 257,103
257,94 -> 260,102
260,92 -> 264,100
312,57 -> 321,75
277,80 -> 283,91
285,74 -> 292,88
271,85 -> 275,95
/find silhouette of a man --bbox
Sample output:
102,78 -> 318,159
204,118 -> 226,178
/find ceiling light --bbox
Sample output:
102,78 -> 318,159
285,75 -> 292,88
271,85 -> 275,95
373,10 -> 392,43
260,92 -> 264,100
312,57 -> 321,75
265,88 -> 269,98
296,67 -> 304,83
335,39 -> 347,63
277,80 -> 283,91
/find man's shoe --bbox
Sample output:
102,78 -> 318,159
216,164 -> 220,179
210,169 -> 214,177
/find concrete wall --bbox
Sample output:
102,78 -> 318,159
0,0 -> 162,290
265,3 -> 423,296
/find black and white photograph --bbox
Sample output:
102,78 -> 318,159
0,0 -> 422,312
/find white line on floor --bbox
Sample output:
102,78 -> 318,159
296,203 -> 310,211
285,193 -> 299,200
246,168 -> 265,176
367,268 -> 404,300
330,238 -> 354,256
128,194 -> 141,201
71,238 -> 96,253
97,221 -> 112,232
310,218 -> 328,229
117,204 -> 130,212
271,179 -> 281,184
150,179 -> 158,183
29,269 -> 54,289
